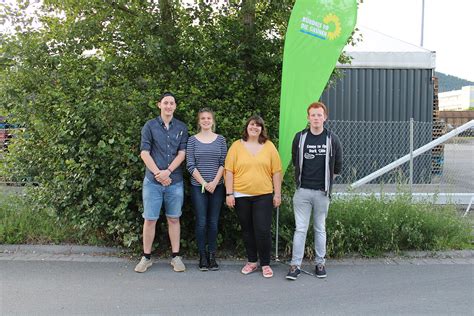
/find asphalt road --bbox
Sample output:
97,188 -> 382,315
1,254 -> 473,315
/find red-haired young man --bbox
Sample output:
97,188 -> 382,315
286,102 -> 342,280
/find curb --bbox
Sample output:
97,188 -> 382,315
2,244 -> 473,260
379,249 -> 474,259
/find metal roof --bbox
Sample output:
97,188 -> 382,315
337,27 -> 436,69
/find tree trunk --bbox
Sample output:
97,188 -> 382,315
159,0 -> 179,68
159,0 -> 174,45
241,0 -> 256,34
240,0 -> 256,74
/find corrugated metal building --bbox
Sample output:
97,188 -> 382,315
321,27 -> 437,183
322,27 -> 436,122
322,68 -> 434,122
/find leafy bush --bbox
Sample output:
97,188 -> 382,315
0,1 -> 295,250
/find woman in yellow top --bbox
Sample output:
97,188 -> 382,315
225,115 -> 282,278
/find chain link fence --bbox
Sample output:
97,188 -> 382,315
2,119 -> 473,196
328,120 -> 474,195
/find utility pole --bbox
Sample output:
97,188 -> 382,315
420,0 -> 425,47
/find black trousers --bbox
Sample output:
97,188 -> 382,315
235,194 -> 273,266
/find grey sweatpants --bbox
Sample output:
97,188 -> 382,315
290,188 -> 330,267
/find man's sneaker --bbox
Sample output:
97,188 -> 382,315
315,264 -> 327,278
134,256 -> 152,273
171,256 -> 186,272
286,265 -> 301,280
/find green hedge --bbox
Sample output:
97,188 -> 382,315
0,1 -> 294,249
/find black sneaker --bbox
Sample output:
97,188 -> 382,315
286,265 -> 301,280
199,254 -> 209,271
208,252 -> 219,271
315,264 -> 327,278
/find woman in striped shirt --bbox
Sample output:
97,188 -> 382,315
186,108 -> 227,271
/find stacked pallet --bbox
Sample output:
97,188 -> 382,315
431,76 -> 444,175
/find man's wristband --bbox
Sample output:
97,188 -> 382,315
226,193 -> 234,196
167,168 -> 172,173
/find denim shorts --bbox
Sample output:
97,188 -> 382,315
142,177 -> 184,220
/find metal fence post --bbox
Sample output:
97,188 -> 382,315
409,118 -> 414,192
275,206 -> 279,261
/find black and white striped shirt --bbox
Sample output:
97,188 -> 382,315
186,134 -> 227,186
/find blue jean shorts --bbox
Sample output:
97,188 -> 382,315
142,177 -> 184,220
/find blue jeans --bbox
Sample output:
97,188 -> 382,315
142,178 -> 184,220
190,184 -> 224,254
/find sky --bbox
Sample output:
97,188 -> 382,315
356,0 -> 474,82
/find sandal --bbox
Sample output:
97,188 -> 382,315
241,262 -> 258,275
262,265 -> 273,278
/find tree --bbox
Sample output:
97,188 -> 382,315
0,0 -> 359,251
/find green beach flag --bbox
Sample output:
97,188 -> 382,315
279,0 -> 357,174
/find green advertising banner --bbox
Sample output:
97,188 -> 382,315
279,0 -> 357,174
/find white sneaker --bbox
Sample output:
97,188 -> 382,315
134,256 -> 152,273
171,256 -> 186,272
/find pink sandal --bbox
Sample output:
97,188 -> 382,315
241,262 -> 258,275
262,265 -> 273,278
